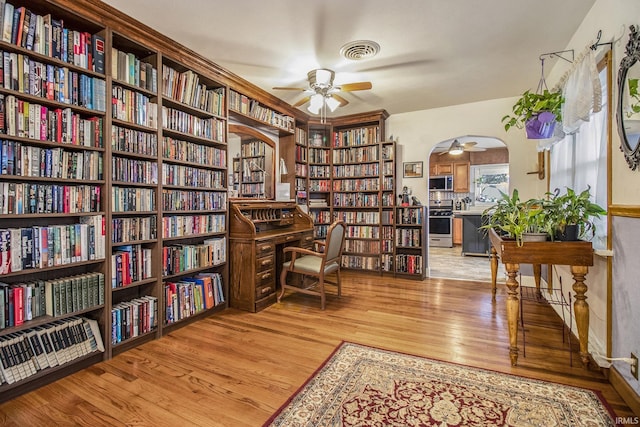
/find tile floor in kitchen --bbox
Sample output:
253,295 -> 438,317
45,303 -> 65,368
428,245 -> 506,282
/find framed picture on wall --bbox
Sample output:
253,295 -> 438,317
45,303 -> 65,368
403,161 -> 423,178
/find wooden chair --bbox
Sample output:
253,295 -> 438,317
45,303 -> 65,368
277,220 -> 346,310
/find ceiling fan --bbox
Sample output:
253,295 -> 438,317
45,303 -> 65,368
273,68 -> 372,112
439,140 -> 486,155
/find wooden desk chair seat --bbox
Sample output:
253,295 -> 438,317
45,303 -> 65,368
278,220 -> 346,310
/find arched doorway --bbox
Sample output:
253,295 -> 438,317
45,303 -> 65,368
427,135 -> 508,281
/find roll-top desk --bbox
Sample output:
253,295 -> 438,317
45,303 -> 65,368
229,201 -> 314,312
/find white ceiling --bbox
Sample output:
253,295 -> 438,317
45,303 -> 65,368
102,0 -> 595,119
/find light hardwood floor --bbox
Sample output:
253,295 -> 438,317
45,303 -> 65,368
0,272 -> 634,426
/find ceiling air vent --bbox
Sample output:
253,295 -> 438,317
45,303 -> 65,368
340,40 -> 380,61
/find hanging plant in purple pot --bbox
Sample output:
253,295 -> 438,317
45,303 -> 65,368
502,89 -> 564,140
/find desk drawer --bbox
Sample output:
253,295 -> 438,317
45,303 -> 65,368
256,267 -> 275,300
301,232 -> 314,249
256,241 -> 274,256
256,254 -> 274,272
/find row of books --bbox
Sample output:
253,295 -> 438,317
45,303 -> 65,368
111,47 -> 157,94
397,207 -> 424,224
332,146 -> 379,164
161,189 -> 226,211
332,163 -> 380,177
382,161 -> 394,175
111,295 -> 157,345
0,280 -> 44,327
295,163 -> 307,177
111,245 -> 152,288
295,145 -> 307,162
396,254 -> 423,274
0,217 -> 106,274
0,52 -> 106,110
333,192 -> 380,207
162,163 -> 225,189
240,140 -> 266,157
1,140 -> 103,181
0,317 -> 104,386
0,182 -> 101,215
111,186 -> 155,213
111,86 -> 157,128
382,145 -> 394,160
239,183 -> 264,197
161,107 -> 225,141
381,254 -> 393,272
162,237 -> 226,277
333,179 -> 379,192
164,272 -> 224,325
309,180 -> 330,192
333,210 -> 380,224
42,272 -> 105,318
111,216 -> 157,244
0,2 -> 105,72
308,148 -> 330,164
162,214 -> 225,239
309,165 -> 331,177
345,225 -> 380,239
0,95 -> 104,147
344,239 -> 380,254
396,229 -> 422,247
111,125 -> 157,157
161,66 -> 226,116
162,136 -> 226,168
111,156 -> 157,185
340,254 -> 380,271
313,225 -> 328,239
311,210 -> 332,223
383,177 -> 394,191
333,127 -> 381,148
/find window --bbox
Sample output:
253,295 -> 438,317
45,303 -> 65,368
550,60 -> 609,249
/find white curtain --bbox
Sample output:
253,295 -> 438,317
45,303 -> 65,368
550,67 -> 608,250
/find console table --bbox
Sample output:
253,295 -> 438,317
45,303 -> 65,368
229,201 -> 314,312
488,229 -> 594,367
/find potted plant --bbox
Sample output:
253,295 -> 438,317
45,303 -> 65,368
480,189 -> 552,246
548,187 -> 607,241
502,89 -> 565,139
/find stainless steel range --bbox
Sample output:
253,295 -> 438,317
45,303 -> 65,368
428,199 -> 453,248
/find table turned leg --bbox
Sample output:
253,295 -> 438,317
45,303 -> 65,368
505,262 -> 520,366
533,264 -> 542,299
571,265 -> 590,367
490,246 -> 498,301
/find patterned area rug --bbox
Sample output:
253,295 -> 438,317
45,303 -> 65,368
264,342 -> 616,427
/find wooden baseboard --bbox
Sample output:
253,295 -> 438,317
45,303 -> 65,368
610,365 -> 640,416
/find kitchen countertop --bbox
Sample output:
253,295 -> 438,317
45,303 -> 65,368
453,208 -> 489,216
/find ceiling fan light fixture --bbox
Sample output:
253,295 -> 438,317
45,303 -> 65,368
308,93 -> 324,114
448,140 -> 464,155
325,96 -> 340,112
309,68 -> 334,88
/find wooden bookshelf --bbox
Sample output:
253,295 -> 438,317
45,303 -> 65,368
108,31 -> 161,356
0,0 -> 108,400
159,54 -> 229,332
394,206 -> 427,279
228,89 -> 294,136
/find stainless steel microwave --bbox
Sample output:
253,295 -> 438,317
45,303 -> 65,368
428,175 -> 453,191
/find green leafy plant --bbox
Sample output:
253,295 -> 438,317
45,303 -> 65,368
501,89 -> 565,132
480,189 -> 552,246
626,78 -> 640,118
548,186 -> 607,239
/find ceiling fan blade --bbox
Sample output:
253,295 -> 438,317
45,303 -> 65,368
272,86 -> 308,91
292,96 -> 311,107
332,93 -> 349,107
465,147 -> 486,152
337,82 -> 372,92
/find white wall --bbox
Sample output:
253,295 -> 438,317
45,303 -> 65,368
387,97 -> 548,204
386,0 -> 640,400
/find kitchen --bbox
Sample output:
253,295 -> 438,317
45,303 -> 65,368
427,137 -> 509,280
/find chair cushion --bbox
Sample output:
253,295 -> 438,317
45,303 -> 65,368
283,255 -> 340,275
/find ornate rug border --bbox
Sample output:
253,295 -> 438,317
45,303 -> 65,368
262,340 -> 617,426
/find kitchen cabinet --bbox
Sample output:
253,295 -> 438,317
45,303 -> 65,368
453,217 -> 463,245
462,214 -> 490,256
430,162 -> 453,176
453,162 -> 470,193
